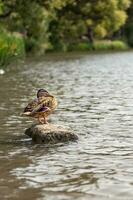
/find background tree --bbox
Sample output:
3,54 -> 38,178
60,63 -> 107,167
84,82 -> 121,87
0,0 -> 131,52
124,0 -> 133,46
48,0 -> 130,49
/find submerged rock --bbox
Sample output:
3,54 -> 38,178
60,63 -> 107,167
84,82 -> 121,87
25,124 -> 78,144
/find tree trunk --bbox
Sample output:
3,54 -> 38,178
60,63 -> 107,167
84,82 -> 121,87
87,27 -> 94,44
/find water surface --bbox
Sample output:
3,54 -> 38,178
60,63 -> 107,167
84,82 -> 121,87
0,52 -> 133,200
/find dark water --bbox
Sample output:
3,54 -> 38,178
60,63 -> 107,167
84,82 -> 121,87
0,52 -> 133,200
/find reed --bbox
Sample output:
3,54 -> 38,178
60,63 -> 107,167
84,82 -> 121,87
0,31 -> 25,67
67,42 -> 93,51
57,40 -> 128,52
94,40 -> 128,51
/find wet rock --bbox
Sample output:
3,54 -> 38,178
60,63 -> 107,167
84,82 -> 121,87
25,124 -> 78,144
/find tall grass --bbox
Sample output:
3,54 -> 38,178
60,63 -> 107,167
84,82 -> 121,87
94,40 -> 128,51
67,42 -> 93,51
0,31 -> 25,67
55,40 -> 128,52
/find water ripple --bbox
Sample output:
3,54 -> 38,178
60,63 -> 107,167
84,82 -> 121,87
0,52 -> 133,199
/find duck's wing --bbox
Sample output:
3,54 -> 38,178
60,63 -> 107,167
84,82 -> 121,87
23,99 -> 38,116
30,97 -> 52,114
41,96 -> 57,111
22,96 -> 56,116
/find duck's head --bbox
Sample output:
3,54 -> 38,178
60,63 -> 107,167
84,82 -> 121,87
37,89 -> 49,98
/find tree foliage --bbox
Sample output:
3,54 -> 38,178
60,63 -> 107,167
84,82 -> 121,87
124,0 -> 133,46
0,0 -> 132,52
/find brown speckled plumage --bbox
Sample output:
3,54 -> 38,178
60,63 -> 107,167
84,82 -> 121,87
23,89 -> 57,124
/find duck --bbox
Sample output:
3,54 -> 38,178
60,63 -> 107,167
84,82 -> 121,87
22,89 -> 57,124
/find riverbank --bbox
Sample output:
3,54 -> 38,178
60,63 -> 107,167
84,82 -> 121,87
0,31 -> 129,68
51,40 -> 129,52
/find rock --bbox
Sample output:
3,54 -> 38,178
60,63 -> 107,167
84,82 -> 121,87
25,124 -> 78,144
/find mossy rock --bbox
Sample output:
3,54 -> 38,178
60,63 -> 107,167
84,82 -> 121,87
25,124 -> 78,144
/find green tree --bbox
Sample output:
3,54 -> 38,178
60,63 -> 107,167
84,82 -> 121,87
124,0 -> 133,46
0,0 -> 131,52
48,0 -> 130,49
0,0 -> 52,53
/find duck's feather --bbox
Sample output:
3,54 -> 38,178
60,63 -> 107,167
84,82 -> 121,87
23,96 -> 57,118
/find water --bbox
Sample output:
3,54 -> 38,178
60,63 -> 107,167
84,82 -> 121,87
0,52 -> 133,200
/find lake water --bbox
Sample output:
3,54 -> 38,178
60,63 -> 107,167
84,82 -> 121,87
0,52 -> 133,200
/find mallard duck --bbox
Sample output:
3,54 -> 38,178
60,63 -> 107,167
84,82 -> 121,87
22,89 -> 57,124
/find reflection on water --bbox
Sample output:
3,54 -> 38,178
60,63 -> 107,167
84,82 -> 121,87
0,52 -> 133,199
